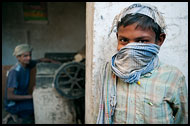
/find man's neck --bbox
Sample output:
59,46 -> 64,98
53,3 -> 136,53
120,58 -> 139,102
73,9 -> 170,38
18,62 -> 27,68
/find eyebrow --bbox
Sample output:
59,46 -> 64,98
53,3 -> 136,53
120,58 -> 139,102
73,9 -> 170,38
135,36 -> 151,40
118,35 -> 151,40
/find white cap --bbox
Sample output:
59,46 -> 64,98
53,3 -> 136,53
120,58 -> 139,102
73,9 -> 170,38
13,44 -> 33,56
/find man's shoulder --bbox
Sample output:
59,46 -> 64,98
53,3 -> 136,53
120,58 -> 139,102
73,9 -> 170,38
158,61 -> 184,77
8,63 -> 21,72
159,61 -> 182,72
7,64 -> 20,77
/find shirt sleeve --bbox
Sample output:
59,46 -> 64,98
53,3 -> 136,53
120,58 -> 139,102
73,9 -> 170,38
172,75 -> 188,124
7,70 -> 18,88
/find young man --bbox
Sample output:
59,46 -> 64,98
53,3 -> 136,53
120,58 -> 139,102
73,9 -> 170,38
3,44 -> 60,124
97,3 -> 188,124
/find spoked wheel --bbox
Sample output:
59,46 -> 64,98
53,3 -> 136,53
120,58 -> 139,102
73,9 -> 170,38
53,62 -> 85,99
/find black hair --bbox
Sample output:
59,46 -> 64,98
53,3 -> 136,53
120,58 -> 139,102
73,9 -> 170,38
117,13 -> 163,42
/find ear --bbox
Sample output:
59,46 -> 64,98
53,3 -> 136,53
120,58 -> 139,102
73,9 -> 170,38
157,33 -> 166,46
16,55 -> 21,61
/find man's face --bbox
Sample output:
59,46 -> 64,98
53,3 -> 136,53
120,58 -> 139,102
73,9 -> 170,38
117,23 -> 157,51
17,52 -> 31,65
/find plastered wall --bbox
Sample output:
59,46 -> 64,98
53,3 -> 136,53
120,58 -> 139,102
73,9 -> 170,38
2,2 -> 86,65
86,2 -> 188,123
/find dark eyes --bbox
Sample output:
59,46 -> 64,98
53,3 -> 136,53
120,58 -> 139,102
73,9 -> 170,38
137,40 -> 149,43
119,38 -> 128,42
119,39 -> 149,43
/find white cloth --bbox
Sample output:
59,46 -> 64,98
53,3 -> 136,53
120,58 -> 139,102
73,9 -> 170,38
13,44 -> 33,56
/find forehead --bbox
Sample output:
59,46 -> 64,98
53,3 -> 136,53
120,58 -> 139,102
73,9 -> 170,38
21,52 -> 31,56
118,23 -> 155,38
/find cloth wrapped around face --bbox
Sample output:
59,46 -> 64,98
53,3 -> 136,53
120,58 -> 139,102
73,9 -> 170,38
111,42 -> 160,84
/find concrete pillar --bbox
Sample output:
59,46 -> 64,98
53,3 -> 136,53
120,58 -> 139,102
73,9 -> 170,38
85,2 -> 94,124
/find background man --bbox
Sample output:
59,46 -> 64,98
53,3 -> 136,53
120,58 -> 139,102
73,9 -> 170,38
3,43 -> 60,124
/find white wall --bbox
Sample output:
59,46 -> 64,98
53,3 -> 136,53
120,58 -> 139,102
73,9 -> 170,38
93,2 -> 188,87
88,2 -> 188,123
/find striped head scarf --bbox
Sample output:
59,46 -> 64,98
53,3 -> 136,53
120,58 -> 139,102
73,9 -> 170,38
108,3 -> 166,37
